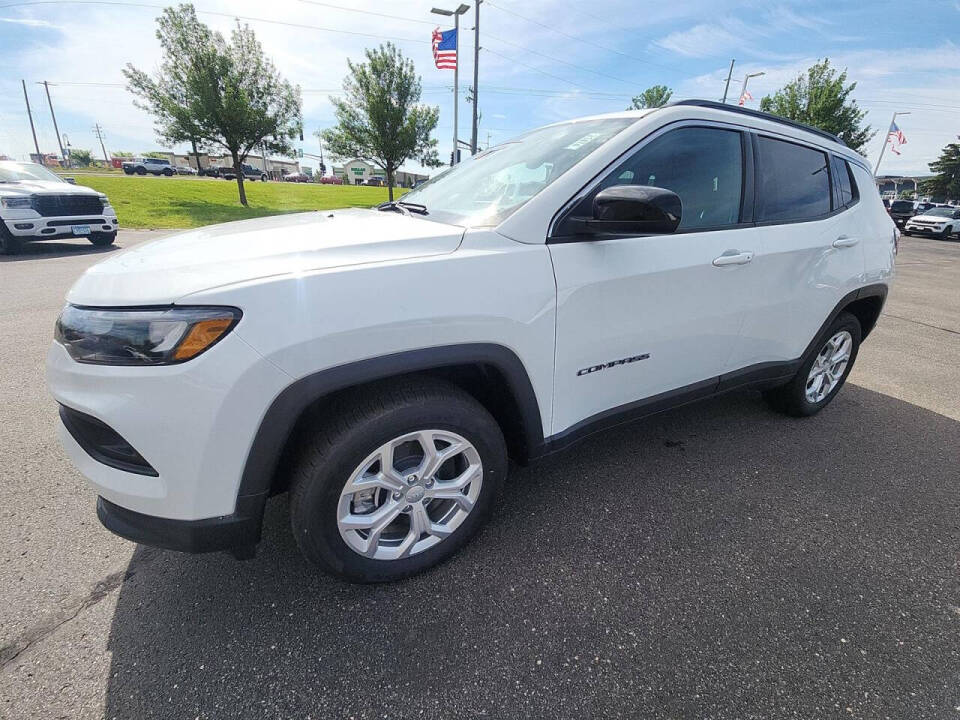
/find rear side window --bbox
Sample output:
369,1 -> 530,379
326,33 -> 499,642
756,137 -> 832,222
831,155 -> 859,208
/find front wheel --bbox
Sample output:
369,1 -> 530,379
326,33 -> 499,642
0,225 -> 23,255
88,232 -> 116,247
763,311 -> 862,417
289,378 -> 507,583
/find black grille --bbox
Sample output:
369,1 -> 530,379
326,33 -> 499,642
35,194 -> 103,217
46,218 -> 105,227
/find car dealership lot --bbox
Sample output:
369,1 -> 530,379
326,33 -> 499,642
1,231 -> 958,718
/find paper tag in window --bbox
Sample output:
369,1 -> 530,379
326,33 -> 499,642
565,132 -> 603,150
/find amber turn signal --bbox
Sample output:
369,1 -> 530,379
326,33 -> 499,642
173,318 -> 236,360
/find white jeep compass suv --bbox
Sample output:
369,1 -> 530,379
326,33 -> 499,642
47,101 -> 896,582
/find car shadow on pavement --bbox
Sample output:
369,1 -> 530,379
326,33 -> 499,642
102,385 -> 960,720
0,240 -> 119,262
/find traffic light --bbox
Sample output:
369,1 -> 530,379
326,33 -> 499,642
319,163 -> 326,175
449,149 -> 461,166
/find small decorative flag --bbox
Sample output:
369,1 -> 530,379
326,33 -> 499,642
432,26 -> 457,70
887,121 -> 907,155
738,90 -> 753,107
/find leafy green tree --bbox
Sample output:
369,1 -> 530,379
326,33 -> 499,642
143,151 -> 168,159
627,85 -> 673,110
69,148 -> 93,167
112,151 -> 134,158
921,142 -> 960,201
124,4 -> 302,205
321,43 -> 441,201
759,59 -> 873,153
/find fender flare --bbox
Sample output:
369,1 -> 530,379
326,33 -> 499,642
235,343 -> 545,508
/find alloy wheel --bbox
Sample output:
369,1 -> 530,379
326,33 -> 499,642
336,430 -> 483,561
805,330 -> 853,403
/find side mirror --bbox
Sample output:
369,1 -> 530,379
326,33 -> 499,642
590,185 -> 681,234
63,177 -> 76,185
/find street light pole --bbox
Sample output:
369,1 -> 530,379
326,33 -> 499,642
739,71 -> 765,105
40,81 -> 66,163
432,4 -> 469,166
874,111 -> 910,176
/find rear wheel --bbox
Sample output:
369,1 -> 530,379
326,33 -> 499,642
763,311 -> 861,417
163,168 -> 174,176
88,232 -> 116,247
135,167 -> 146,175
289,378 -> 507,583
260,174 -> 268,182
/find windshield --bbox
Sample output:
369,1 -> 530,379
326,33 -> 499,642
402,117 -> 636,226
0,161 -> 64,183
923,207 -> 953,217
890,201 -> 912,211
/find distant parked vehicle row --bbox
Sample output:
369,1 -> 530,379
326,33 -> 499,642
122,157 -> 174,176
903,206 -> 960,239
221,163 -> 268,182
175,165 -> 198,176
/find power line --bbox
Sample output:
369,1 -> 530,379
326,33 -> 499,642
296,0 -> 435,26
0,1 -> 431,44
481,46 -> 592,91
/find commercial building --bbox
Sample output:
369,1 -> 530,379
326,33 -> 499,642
332,159 -> 429,187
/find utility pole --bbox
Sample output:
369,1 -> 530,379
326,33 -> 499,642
874,111 -> 910,176
432,4 -> 469,166
21,80 -> 41,160
92,123 -> 109,165
470,0 -> 480,155
721,59 -> 735,104
40,81 -> 66,162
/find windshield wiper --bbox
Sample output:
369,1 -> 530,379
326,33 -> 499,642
377,200 -> 428,215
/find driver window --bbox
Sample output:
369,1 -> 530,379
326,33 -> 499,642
576,126 -> 744,231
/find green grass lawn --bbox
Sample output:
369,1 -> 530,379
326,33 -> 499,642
73,176 -> 405,229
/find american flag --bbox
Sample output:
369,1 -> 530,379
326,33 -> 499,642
737,90 -> 753,107
432,27 -> 457,70
887,121 -> 907,155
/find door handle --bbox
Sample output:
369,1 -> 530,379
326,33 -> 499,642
832,235 -> 860,248
712,250 -> 754,267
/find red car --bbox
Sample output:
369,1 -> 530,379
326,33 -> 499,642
282,172 -> 309,183
318,175 -> 343,185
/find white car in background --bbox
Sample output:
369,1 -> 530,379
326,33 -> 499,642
903,206 -> 960,239
0,161 -> 118,255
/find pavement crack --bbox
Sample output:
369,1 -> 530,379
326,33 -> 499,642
882,312 -> 960,337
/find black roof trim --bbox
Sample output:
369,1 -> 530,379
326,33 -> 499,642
667,99 -> 846,147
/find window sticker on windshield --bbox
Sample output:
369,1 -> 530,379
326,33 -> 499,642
565,132 -> 604,151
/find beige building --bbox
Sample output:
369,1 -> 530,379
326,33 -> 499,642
332,159 -> 428,187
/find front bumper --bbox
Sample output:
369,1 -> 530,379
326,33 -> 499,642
2,211 -> 118,239
97,495 -> 264,554
904,222 -> 948,235
46,332 -> 293,549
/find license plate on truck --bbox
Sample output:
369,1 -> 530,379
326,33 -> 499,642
71,225 -> 91,236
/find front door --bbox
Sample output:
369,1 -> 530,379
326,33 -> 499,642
547,124 -> 761,437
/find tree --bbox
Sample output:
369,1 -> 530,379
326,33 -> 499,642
759,59 -> 874,153
124,4 -> 302,205
70,148 -> 93,167
921,142 -> 960,201
112,151 -> 134,158
321,43 -> 441,201
627,85 -> 673,111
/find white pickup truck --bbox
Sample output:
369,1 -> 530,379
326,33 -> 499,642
0,161 -> 118,255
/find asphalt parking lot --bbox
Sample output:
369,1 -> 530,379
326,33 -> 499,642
1,231 -> 958,719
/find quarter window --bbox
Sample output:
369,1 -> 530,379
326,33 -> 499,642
756,137 -> 832,222
831,155 -> 859,208
566,126 -> 744,232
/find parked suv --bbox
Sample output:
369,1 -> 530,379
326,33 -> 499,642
47,101 -> 895,582
121,157 -> 174,176
903,205 -> 960,239
0,161 -> 118,254
887,199 -> 915,228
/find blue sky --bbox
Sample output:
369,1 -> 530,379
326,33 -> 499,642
1,0 -> 958,177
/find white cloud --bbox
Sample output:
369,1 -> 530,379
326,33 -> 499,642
0,17 -> 59,28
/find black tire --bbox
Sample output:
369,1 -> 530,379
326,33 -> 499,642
0,224 -> 23,255
163,168 -> 174,176
260,174 -> 268,182
289,377 -> 507,583
135,167 -> 146,176
88,232 -> 116,247
123,168 -> 133,175
763,311 -> 862,417
938,227 -> 951,240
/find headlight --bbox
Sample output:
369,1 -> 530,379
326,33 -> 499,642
55,305 -> 241,365
1,196 -> 34,209
99,195 -> 110,207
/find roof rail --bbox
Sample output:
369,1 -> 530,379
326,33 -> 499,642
667,99 -> 846,147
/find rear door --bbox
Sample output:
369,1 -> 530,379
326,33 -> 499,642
730,135 -> 866,368
547,123 -> 764,436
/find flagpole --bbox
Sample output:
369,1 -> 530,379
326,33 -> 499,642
874,111 -> 910,176
452,11 -> 459,166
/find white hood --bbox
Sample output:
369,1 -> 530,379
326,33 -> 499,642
66,209 -> 465,306
0,180 -> 101,198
